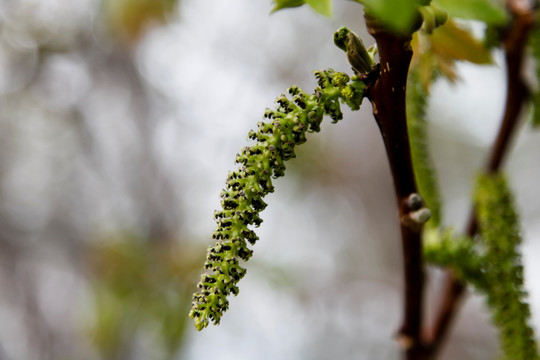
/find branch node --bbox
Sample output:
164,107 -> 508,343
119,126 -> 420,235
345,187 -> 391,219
401,193 -> 431,230
396,333 -> 415,350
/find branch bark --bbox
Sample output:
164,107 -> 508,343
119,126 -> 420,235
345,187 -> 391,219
364,15 -> 428,359
424,3 -> 535,358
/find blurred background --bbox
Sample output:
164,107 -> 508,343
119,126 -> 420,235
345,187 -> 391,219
0,0 -> 539,359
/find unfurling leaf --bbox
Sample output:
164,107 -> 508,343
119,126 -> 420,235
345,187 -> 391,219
334,27 -> 374,74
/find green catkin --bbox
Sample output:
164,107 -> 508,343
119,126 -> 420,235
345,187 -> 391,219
190,69 -> 366,330
475,173 -> 538,360
423,229 -> 484,287
425,174 -> 538,359
529,24 -> 540,127
406,68 -> 442,228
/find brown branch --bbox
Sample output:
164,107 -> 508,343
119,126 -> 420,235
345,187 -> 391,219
423,3 -> 535,358
364,14 -> 428,359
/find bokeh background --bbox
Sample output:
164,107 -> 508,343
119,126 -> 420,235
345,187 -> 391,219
0,0 -> 539,359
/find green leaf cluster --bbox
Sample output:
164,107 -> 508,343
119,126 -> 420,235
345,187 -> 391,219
190,70 -> 367,330
272,0 -> 426,34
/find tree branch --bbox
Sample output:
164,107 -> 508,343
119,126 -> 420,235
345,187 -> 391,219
424,3 -> 535,357
364,14 -> 428,358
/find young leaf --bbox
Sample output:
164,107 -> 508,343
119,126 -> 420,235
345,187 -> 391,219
359,0 -> 421,34
306,0 -> 332,16
271,0 -> 306,13
271,0 -> 332,16
433,0 -> 507,25
406,68 -> 442,228
430,20 -> 493,65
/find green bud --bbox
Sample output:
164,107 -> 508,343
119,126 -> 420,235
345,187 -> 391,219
334,27 -> 374,75
333,26 -> 350,52
419,5 -> 447,34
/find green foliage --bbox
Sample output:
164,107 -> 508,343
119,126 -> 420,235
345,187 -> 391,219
190,69 -> 367,330
89,236 -> 198,358
475,173 -> 539,360
433,0 -> 507,25
410,19 -> 493,89
271,0 -> 305,12
406,68 -> 442,228
356,0 -> 422,34
528,24 -> 540,127
430,20 -> 493,65
306,0 -> 332,17
271,0 -> 332,16
101,0 -> 179,42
